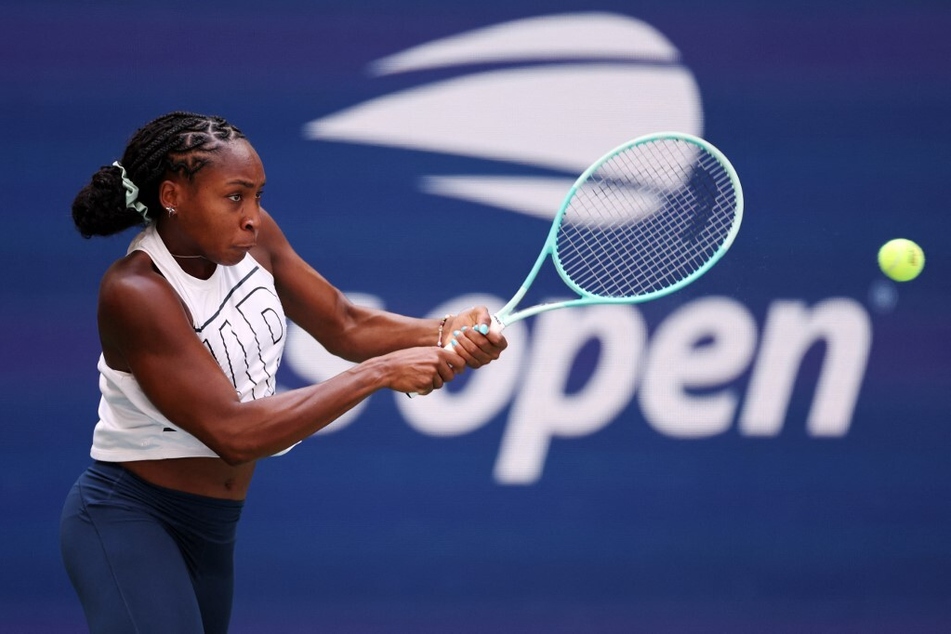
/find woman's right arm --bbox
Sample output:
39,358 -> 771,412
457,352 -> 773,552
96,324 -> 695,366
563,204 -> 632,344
98,253 -> 465,465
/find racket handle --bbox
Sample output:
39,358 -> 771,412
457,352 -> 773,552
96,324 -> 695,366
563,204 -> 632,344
405,315 -> 503,399
489,313 -> 506,335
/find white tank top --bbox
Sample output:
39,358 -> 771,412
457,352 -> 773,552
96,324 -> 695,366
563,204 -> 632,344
90,224 -> 289,461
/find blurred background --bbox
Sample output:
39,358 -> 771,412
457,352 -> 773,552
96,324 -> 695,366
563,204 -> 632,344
2,1 -> 949,632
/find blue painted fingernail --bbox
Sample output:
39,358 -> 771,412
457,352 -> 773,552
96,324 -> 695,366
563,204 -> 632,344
461,326 -> 468,332
453,330 -> 462,337
478,324 -> 489,335
450,339 -> 458,347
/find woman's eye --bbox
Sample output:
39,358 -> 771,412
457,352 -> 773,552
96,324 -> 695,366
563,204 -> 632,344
229,194 -> 242,202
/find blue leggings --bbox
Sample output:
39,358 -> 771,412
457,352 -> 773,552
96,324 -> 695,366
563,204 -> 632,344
60,461 -> 244,633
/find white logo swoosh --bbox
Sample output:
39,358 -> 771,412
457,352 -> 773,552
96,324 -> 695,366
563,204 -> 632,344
304,13 -> 703,219
368,12 -> 682,76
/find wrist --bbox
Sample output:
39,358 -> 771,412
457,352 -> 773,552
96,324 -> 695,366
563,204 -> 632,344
436,313 -> 452,347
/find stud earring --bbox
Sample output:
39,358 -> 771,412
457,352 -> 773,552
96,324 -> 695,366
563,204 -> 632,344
165,206 -> 176,217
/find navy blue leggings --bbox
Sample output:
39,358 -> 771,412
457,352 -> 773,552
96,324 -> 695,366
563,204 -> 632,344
60,461 -> 244,633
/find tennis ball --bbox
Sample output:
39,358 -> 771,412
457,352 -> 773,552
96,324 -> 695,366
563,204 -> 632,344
878,238 -> 925,282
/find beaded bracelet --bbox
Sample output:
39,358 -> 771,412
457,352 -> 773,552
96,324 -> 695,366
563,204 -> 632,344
437,314 -> 452,347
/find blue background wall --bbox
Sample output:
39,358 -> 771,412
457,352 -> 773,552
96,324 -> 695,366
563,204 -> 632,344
2,1 -> 949,632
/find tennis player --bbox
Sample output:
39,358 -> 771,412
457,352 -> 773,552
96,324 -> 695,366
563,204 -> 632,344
60,111 -> 506,633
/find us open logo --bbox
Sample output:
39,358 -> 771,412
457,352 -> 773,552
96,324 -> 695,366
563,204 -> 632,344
289,13 -> 872,485
304,12 -> 703,221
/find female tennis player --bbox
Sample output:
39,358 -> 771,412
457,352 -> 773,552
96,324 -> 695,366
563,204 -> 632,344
60,111 -> 506,633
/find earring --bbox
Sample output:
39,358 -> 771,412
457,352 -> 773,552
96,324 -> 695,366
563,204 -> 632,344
165,206 -> 176,217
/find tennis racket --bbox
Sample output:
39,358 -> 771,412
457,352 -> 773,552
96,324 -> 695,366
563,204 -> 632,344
410,131 -> 743,396
488,130 -> 742,330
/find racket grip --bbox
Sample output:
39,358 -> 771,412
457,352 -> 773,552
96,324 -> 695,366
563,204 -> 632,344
405,315 -> 503,399
489,313 -> 505,335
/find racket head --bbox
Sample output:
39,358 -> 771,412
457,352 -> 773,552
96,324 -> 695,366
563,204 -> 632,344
550,131 -> 744,304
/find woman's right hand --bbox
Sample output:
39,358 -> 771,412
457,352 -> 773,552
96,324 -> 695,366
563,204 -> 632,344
380,345 -> 466,395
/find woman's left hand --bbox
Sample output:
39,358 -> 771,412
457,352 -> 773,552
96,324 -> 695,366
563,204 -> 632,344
443,307 -> 507,369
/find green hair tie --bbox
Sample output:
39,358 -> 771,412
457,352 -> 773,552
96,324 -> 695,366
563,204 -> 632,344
112,161 -> 150,222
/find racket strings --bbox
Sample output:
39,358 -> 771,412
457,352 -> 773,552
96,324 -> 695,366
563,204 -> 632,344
555,138 -> 738,298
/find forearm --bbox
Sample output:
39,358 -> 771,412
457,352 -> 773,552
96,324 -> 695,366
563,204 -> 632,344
197,337 -> 464,464
327,306 -> 444,362
272,252 -> 443,361
204,357 -> 390,464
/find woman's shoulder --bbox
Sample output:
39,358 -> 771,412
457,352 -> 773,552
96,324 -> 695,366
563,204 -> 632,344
99,250 -> 177,315
97,247 -> 199,364
102,248 -> 159,283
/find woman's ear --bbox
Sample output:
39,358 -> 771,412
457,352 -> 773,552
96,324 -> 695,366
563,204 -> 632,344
158,179 -> 180,210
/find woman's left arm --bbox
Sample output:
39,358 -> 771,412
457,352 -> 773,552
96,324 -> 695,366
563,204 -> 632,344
254,209 -> 506,366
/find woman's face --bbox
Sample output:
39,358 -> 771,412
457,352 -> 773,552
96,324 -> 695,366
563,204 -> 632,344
160,139 -> 266,267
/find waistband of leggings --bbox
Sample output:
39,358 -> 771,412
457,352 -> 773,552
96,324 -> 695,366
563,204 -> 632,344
89,460 -> 245,511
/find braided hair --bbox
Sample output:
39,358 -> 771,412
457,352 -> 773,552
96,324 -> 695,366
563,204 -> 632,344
71,112 -> 246,238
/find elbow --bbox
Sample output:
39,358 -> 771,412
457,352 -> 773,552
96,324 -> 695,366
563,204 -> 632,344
204,430 -> 260,466
194,400 -> 297,465
216,447 -> 255,467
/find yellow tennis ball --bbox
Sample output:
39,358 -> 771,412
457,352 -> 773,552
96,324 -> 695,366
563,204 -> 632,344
878,238 -> 925,282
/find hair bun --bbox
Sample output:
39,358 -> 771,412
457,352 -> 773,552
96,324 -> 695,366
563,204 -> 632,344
72,165 -> 145,238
